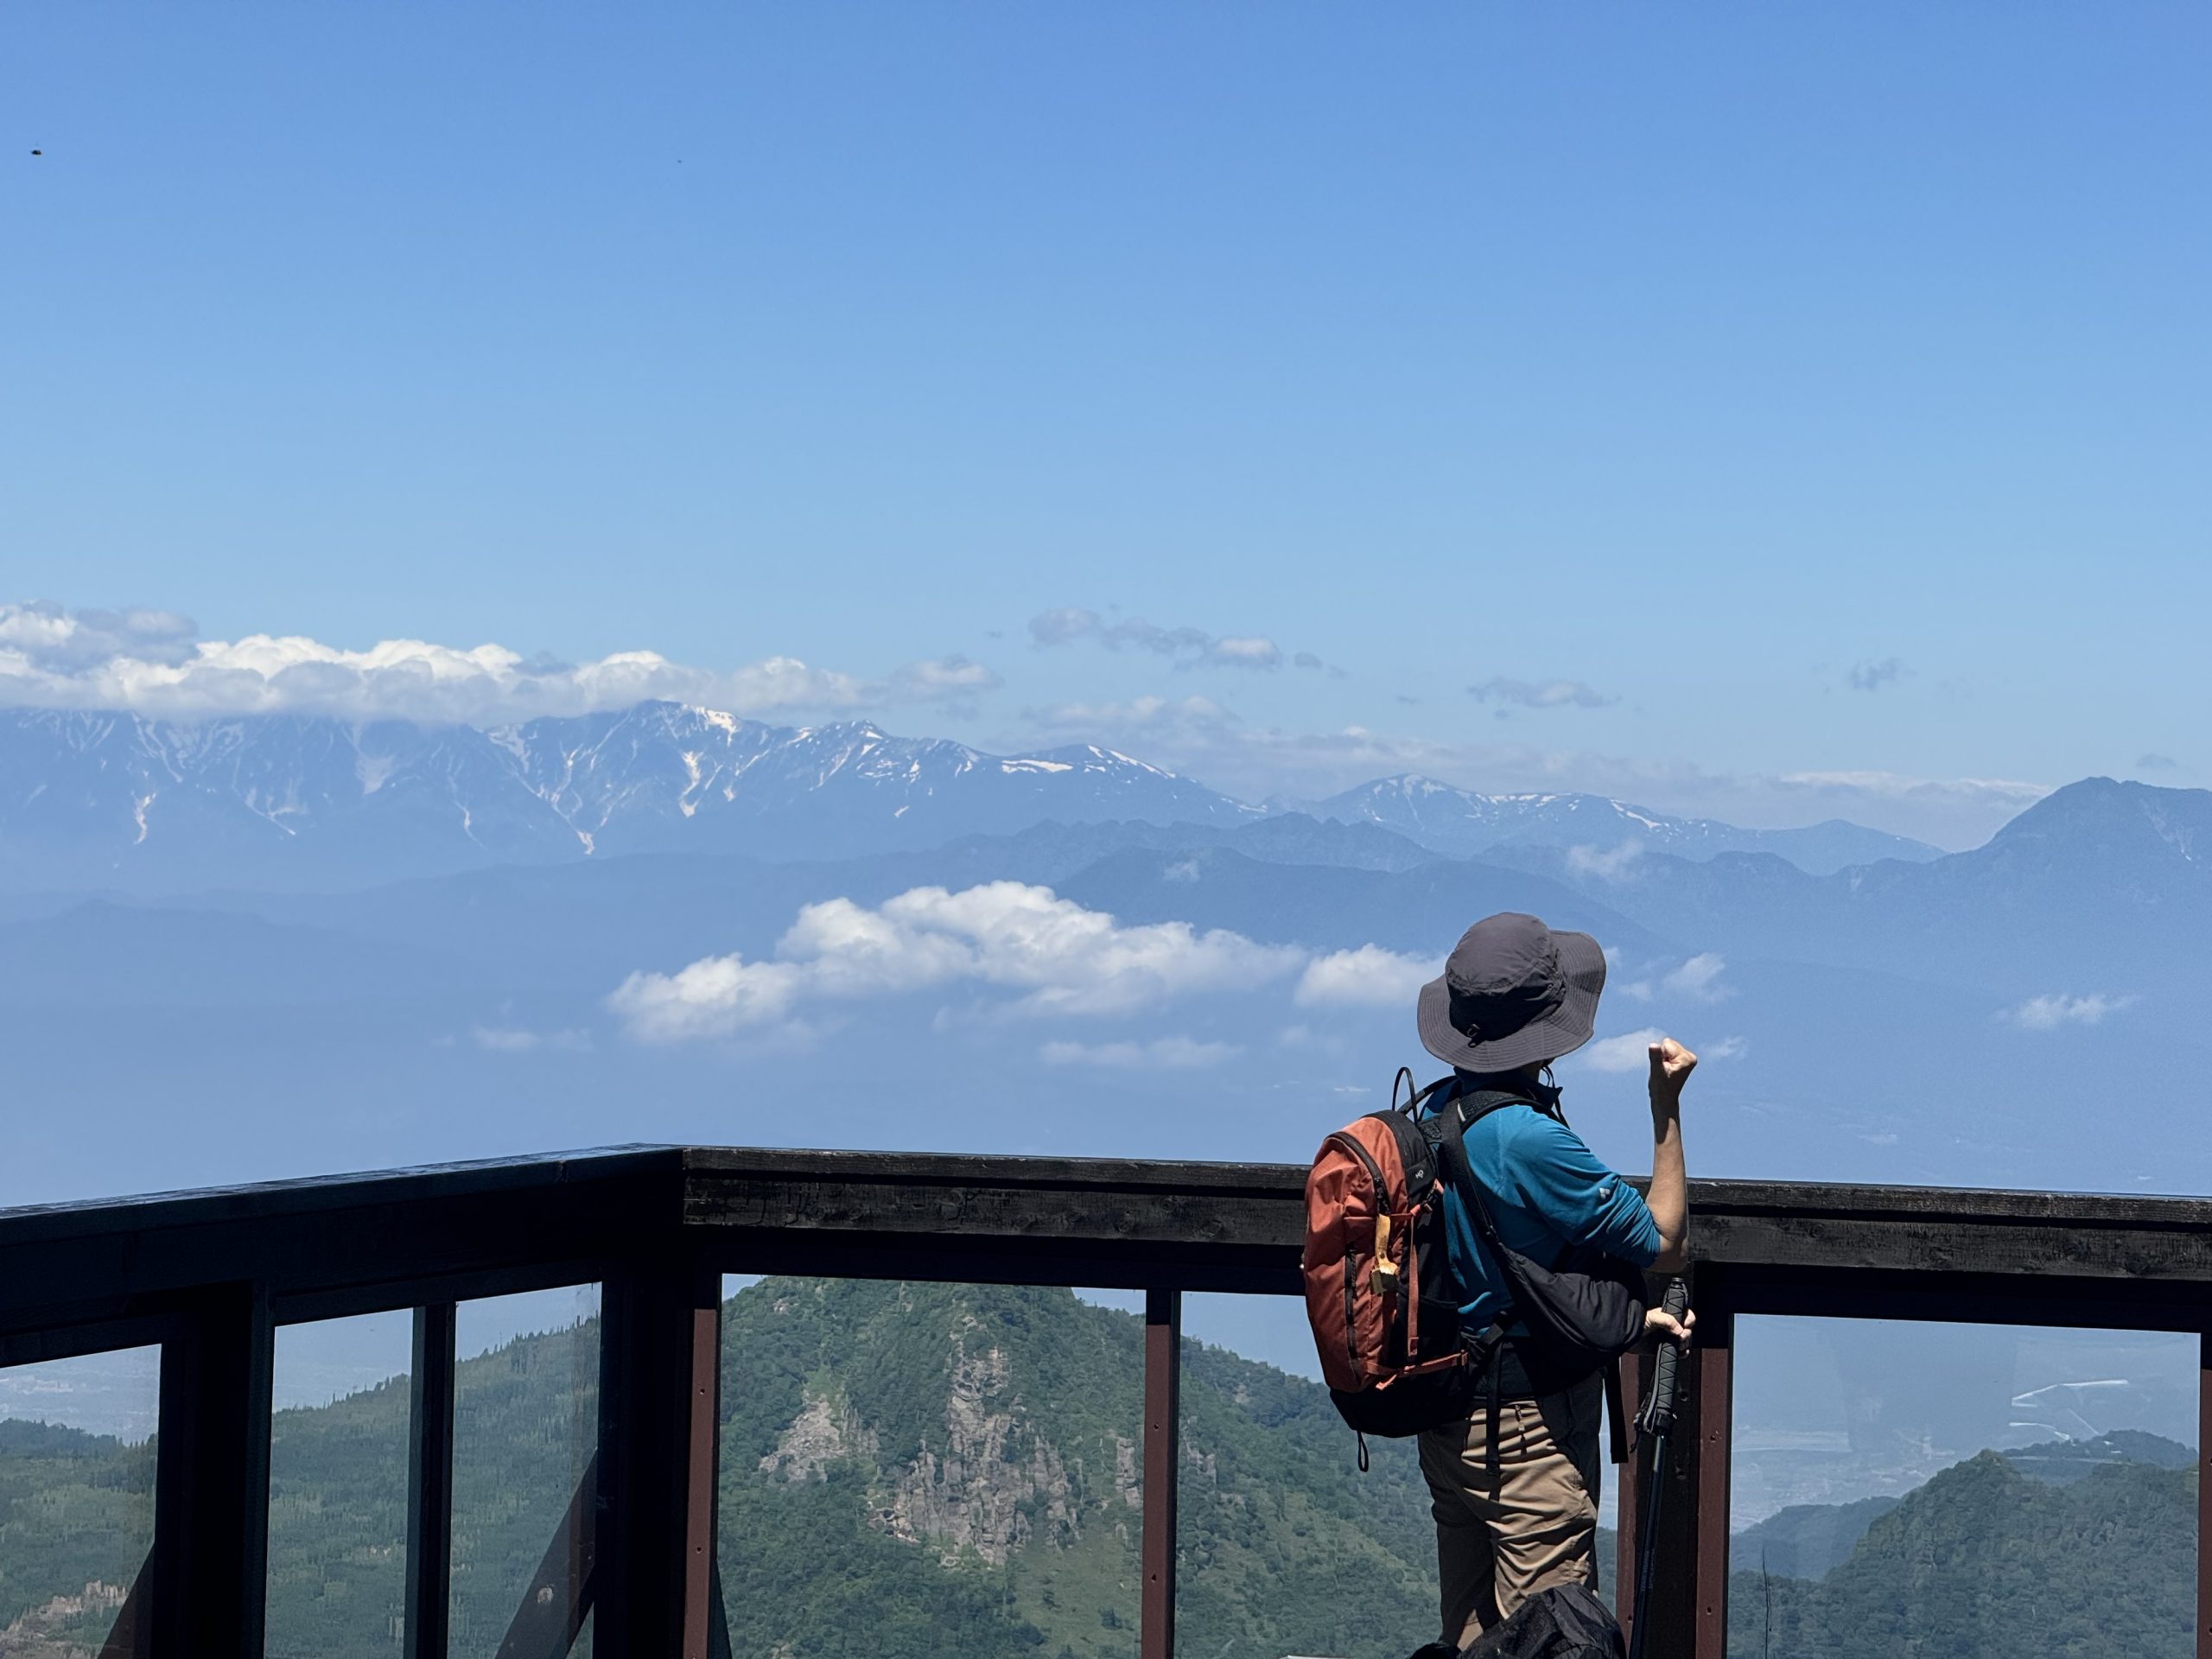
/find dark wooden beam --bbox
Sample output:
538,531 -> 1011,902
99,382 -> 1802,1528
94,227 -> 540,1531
14,1151 -> 2212,1350
406,1303 -> 458,1659
1141,1287 -> 1181,1659
702,1229 -> 1295,1297
594,1252 -> 723,1659
1710,1262 -> 2212,1332
149,1281 -> 275,1657
679,1152 -> 2212,1290
278,1256 -> 614,1328
0,1147 -> 679,1339
0,1310 -> 177,1370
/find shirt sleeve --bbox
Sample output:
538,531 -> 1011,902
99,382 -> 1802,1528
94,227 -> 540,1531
1504,1113 -> 1662,1268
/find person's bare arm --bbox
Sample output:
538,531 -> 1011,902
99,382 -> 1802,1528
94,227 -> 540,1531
1643,1036 -> 1695,1273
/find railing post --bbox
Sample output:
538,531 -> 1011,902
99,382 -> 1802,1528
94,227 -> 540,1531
1141,1287 -> 1182,1659
149,1282 -> 275,1657
1625,1274 -> 1729,1659
1693,1300 -> 1735,1659
1612,1352 -> 1643,1628
406,1302 -> 458,1659
595,1252 -> 722,1659
2198,1330 -> 2212,1659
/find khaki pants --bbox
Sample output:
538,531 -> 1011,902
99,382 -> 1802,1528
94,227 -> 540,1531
1416,1374 -> 1604,1648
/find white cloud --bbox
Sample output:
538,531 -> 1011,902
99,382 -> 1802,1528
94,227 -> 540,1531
0,601 -> 1000,725
1614,951 -> 1726,1004
1579,1026 -> 1744,1071
1294,945 -> 1432,1008
1025,607 -> 1287,671
1469,677 -> 1618,710
471,1025 -> 593,1053
1662,953 -> 1730,1003
1039,1036 -> 1242,1070
2002,993 -> 2136,1032
1566,842 -> 1644,882
1579,1028 -> 1667,1073
608,880 -> 1305,1042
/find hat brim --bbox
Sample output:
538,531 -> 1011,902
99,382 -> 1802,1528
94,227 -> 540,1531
1416,929 -> 1608,1072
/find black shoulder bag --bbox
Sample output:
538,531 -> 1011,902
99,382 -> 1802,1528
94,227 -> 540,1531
1431,1089 -> 1649,1393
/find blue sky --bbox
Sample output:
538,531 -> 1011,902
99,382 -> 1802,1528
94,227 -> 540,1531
7,3 -> 2208,845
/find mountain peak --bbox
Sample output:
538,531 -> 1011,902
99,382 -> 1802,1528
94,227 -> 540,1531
1988,777 -> 2209,866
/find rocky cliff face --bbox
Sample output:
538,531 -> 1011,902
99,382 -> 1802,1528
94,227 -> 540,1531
760,1318 -> 1119,1567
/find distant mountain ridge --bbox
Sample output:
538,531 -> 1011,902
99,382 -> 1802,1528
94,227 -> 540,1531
1732,1434 -> 2197,1657
1308,774 -> 1940,874
0,703 -> 1938,893
1482,776 -> 2212,994
0,702 -> 1256,892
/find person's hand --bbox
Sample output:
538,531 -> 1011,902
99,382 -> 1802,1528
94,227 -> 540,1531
1645,1302 -> 1695,1345
1647,1036 -> 1697,1109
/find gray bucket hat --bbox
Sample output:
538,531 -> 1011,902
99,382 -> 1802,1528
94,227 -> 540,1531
1416,912 -> 1607,1072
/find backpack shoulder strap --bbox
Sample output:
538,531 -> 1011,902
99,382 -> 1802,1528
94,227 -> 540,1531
1427,1097 -> 1517,1267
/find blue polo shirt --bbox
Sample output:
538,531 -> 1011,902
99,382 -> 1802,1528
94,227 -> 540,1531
1423,1092 -> 1662,1328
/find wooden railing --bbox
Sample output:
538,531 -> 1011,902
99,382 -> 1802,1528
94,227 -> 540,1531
3,1147 -> 2210,1657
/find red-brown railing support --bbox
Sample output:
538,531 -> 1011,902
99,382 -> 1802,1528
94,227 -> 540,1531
2197,1330 -> 2212,1659
1693,1304 -> 1735,1659
1613,1353 -> 1643,1633
1141,1287 -> 1182,1659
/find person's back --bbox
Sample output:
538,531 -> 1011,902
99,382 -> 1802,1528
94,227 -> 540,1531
1406,912 -> 1695,1649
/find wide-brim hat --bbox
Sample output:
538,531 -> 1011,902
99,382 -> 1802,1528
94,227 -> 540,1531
1416,911 -> 1607,1072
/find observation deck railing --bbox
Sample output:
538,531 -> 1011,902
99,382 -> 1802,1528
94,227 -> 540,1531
3,1146 -> 2211,1657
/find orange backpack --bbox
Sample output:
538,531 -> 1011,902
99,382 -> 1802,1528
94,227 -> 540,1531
1302,1071 -> 1489,1438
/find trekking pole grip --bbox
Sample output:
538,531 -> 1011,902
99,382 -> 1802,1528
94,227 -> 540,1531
1645,1278 -> 1691,1435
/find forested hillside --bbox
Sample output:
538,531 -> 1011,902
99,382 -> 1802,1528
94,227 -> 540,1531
0,1281 -> 1459,1659
1728,1448 -> 2196,1658
7,1281 -> 2190,1659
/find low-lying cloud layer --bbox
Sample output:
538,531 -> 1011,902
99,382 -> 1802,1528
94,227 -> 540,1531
9,600 -> 2056,849
608,882 -> 1428,1043
1007,693 -> 2045,848
0,601 -> 997,725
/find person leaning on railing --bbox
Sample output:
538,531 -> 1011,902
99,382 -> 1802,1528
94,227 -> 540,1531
1409,912 -> 1695,1649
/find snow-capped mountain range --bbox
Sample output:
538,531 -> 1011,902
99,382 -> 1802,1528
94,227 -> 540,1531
0,702 -> 1931,893
1310,775 -> 1938,874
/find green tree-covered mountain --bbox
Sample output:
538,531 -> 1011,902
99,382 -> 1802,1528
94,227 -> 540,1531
1728,1443 -> 2197,1658
36,1278 -> 2197,1659
1,1281 -> 1478,1659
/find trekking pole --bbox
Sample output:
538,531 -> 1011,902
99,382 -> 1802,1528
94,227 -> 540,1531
1627,1278 -> 1691,1659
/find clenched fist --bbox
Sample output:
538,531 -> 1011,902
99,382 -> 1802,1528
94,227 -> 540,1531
1647,1036 -> 1697,1106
